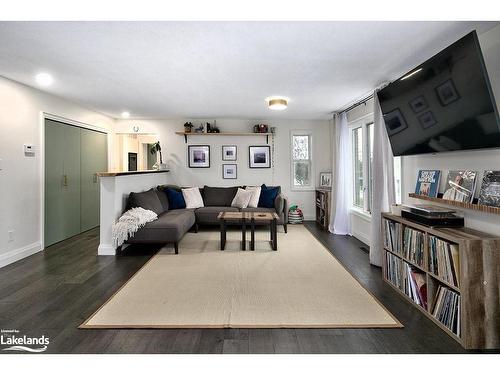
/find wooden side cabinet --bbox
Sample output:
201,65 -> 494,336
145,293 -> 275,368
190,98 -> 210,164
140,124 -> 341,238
381,212 -> 500,349
315,189 -> 331,230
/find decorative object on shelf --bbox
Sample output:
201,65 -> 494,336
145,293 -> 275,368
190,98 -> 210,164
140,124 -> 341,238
409,95 -> 428,113
211,120 -> 220,133
222,145 -> 237,161
288,205 -> 303,224
319,172 -> 332,189
270,126 -> 276,134
478,170 -> 500,208
443,170 -> 478,203
222,164 -> 237,179
435,79 -> 460,106
253,124 -> 269,133
132,125 -> 140,133
249,145 -> 270,168
418,111 -> 438,129
384,108 -> 408,136
415,170 -> 441,198
188,145 -> 210,168
150,141 -> 168,170
194,123 -> 204,133
184,122 -> 194,133
315,189 -> 331,230
206,122 -> 212,133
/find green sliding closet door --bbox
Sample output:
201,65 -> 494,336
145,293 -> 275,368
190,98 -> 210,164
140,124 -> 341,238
44,120 -> 82,247
45,120 -> 107,247
80,128 -> 107,232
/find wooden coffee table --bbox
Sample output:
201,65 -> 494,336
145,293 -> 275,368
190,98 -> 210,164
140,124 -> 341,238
217,211 -> 279,251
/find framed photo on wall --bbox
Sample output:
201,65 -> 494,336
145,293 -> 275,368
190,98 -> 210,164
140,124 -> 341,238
249,145 -> 270,168
222,145 -> 237,161
222,164 -> 237,179
319,172 -> 332,188
188,145 -> 210,168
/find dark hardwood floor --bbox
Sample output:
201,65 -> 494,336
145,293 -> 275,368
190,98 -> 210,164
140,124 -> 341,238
0,222 -> 490,354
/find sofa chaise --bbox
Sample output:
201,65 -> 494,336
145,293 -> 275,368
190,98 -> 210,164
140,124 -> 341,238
121,185 -> 288,254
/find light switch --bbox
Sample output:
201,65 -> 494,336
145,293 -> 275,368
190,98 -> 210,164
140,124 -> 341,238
24,144 -> 35,156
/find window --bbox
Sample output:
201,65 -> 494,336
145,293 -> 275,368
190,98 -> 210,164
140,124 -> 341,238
350,115 -> 402,215
350,117 -> 374,213
352,126 -> 364,208
291,131 -> 313,190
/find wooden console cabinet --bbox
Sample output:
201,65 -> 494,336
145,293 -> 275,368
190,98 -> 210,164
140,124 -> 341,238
382,212 -> 500,349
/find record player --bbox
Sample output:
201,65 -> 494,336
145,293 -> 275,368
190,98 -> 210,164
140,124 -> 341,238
401,204 -> 464,227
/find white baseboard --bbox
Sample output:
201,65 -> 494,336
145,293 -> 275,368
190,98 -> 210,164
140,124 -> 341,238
351,230 -> 370,246
0,242 -> 42,269
98,244 -> 116,256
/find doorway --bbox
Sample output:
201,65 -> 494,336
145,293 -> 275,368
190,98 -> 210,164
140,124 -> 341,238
44,119 -> 108,247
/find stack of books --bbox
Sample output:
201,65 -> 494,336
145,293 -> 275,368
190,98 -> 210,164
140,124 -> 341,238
383,219 -> 401,254
432,286 -> 461,336
403,227 -> 425,267
429,236 -> 460,287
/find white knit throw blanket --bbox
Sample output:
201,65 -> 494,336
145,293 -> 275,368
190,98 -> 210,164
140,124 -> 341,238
112,207 -> 158,247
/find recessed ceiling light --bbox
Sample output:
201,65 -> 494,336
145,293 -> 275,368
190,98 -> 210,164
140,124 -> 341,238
266,97 -> 288,110
121,111 -> 130,119
35,72 -> 53,87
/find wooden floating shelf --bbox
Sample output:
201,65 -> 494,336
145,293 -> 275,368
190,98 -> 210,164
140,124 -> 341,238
175,131 -> 274,144
408,193 -> 500,215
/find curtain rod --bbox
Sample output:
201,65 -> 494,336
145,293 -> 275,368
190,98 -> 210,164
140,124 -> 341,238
337,93 -> 374,115
334,81 -> 390,116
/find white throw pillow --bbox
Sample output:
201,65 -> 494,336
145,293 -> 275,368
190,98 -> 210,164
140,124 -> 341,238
231,188 -> 253,209
245,186 -> 261,208
182,187 -> 204,209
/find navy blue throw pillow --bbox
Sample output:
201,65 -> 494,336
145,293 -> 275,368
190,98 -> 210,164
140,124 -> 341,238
165,187 -> 186,209
258,184 -> 280,208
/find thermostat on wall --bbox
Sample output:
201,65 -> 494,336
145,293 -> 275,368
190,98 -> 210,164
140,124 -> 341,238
24,144 -> 35,155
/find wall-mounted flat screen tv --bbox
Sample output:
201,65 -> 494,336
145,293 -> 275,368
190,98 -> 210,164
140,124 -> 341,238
377,31 -> 500,156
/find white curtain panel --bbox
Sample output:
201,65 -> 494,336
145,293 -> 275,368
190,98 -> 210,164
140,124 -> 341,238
369,91 -> 396,266
329,112 -> 352,235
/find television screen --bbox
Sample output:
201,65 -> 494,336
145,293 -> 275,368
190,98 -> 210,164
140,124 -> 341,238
377,31 -> 500,156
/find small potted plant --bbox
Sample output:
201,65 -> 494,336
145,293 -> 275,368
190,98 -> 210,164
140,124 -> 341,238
150,141 -> 167,170
184,122 -> 194,133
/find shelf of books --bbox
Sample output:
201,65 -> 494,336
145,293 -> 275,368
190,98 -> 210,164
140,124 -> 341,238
382,212 -> 500,349
315,189 -> 331,231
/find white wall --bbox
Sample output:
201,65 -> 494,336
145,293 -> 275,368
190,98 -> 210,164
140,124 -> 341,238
0,76 -> 115,268
115,118 -> 332,220
402,24 -> 500,235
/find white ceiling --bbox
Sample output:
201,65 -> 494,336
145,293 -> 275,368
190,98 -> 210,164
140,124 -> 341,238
0,21 -> 497,120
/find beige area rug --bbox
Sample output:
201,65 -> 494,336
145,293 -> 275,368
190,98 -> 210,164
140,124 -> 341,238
81,225 -> 402,328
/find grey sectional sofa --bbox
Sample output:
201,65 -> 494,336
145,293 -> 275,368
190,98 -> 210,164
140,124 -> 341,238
122,185 -> 288,254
